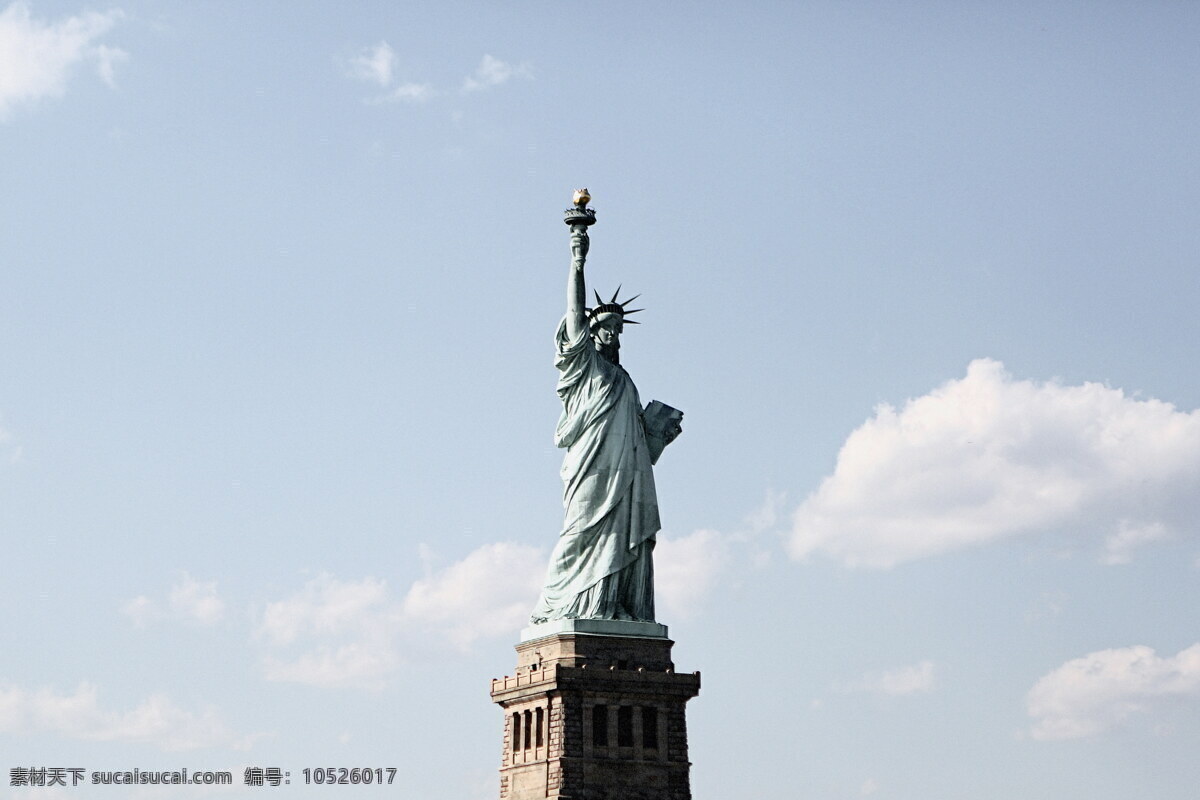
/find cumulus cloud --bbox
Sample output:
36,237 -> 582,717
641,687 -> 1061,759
462,54 -> 530,92
257,523 -> 747,689
1027,643 -> 1200,740
841,660 -> 936,696
790,359 -> 1200,568
123,572 -> 224,627
402,541 -> 545,649
0,682 -> 253,751
0,1 -> 126,118
257,542 -> 544,688
655,529 -> 730,619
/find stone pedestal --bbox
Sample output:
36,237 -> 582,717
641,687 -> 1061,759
490,622 -> 700,800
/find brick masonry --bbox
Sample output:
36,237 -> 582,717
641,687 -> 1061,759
490,632 -> 700,800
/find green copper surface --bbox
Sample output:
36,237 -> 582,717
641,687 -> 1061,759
530,194 -> 683,626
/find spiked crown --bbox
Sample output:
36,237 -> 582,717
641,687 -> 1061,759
587,286 -> 643,328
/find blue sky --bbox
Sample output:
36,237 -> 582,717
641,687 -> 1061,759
2,1 -> 1199,797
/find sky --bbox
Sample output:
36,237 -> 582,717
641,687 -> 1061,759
2,1 -> 1199,797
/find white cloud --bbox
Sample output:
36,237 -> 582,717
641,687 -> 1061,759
1027,643 -> 1200,740
860,778 -> 880,796
257,542 -> 544,688
0,410 -> 21,464
122,594 -> 161,627
0,1 -> 125,118
93,42 -> 125,87
256,574 -> 398,689
170,573 -> 225,624
348,41 -> 394,87
655,529 -> 729,619
377,82 -> 433,103
842,660 -> 936,696
123,572 -> 224,627
1024,590 -> 1067,623
1101,520 -> 1170,565
262,641 -> 397,690
0,682 -> 253,751
346,40 -> 432,104
790,359 -> 1200,568
2,425 -> 21,464
258,574 -> 389,646
462,54 -> 530,92
745,489 -> 787,536
346,50 -> 524,104
254,522 -> 748,689
402,541 -> 545,650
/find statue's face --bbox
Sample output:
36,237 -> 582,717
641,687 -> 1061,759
592,316 -> 623,349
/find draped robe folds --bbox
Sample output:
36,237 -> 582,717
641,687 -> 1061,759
530,317 -> 660,623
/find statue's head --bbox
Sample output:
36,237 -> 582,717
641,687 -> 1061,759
590,313 -> 623,361
587,288 -> 641,365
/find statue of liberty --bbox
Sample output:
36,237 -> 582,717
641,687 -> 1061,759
530,191 -> 683,625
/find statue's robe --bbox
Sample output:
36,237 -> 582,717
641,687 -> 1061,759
530,318 -> 660,622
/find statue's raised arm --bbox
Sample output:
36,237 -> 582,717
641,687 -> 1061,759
565,224 -> 589,343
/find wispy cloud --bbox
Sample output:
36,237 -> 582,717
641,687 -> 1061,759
372,81 -> 434,104
344,47 -> 527,106
790,359 -> 1200,568
840,660 -> 936,696
0,1 -> 126,118
0,413 -> 20,464
461,54 -> 530,92
1101,520 -> 1170,565
1027,643 -> 1200,740
123,572 -> 225,627
348,41 -> 395,87
345,39 -> 433,104
0,682 -> 255,751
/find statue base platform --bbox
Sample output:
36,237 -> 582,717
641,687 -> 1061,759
491,626 -> 699,799
521,618 -> 668,643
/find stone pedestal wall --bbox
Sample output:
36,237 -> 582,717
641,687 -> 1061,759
490,631 -> 700,800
